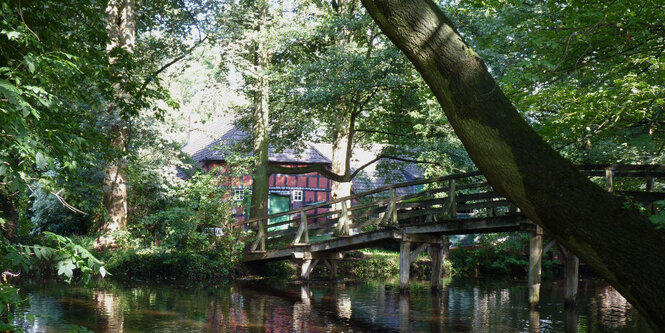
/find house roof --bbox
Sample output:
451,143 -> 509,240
182,116 -> 331,165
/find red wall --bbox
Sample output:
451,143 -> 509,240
203,161 -> 332,222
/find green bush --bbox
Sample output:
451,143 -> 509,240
101,168 -> 248,282
449,233 -> 559,278
104,245 -> 240,281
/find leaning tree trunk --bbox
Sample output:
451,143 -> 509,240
97,0 -> 135,248
249,0 -> 270,224
361,0 -> 665,330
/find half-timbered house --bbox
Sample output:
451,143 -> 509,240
182,117 -> 333,222
182,116 -> 424,223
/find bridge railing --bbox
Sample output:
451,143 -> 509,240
234,164 -> 665,252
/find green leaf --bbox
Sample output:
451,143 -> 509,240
57,259 -> 76,280
24,56 -> 36,74
3,30 -> 23,40
35,152 -> 47,169
99,266 -> 107,278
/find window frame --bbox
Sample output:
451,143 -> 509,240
292,189 -> 303,202
234,189 -> 245,201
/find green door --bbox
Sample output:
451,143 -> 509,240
268,194 -> 290,232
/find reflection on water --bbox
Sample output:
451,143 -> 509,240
14,278 -> 651,332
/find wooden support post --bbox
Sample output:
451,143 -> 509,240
431,242 -> 444,291
448,179 -> 457,218
390,188 -> 398,225
647,177 -> 656,215
425,192 -> 437,223
564,251 -> 579,308
301,258 -> 318,280
528,225 -> 542,308
259,220 -> 266,251
303,212 -> 309,244
605,168 -> 614,192
322,259 -> 337,280
329,259 -> 337,280
409,243 -> 429,264
380,189 -> 397,226
399,241 -> 411,292
487,185 -> 495,217
293,211 -> 309,245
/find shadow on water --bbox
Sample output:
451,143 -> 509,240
13,278 -> 651,332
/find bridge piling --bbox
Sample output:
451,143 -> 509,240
323,259 -> 338,280
556,244 -> 580,308
301,258 -> 318,280
528,225 -> 543,308
431,243 -> 444,290
399,241 -> 411,292
564,253 -> 579,307
431,236 -> 451,291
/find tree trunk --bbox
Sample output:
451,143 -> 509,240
97,0 -> 135,248
249,0 -> 270,223
330,0 -> 356,204
330,115 -> 353,202
361,0 -> 665,330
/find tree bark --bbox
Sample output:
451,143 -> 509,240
330,114 -> 353,202
97,0 -> 135,247
361,0 -> 665,330
329,0 -> 357,204
249,0 -> 270,223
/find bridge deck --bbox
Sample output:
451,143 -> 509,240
243,215 -> 533,262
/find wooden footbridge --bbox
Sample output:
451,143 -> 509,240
234,164 -> 665,305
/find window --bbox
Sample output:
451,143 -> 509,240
234,189 -> 245,201
292,190 -> 303,202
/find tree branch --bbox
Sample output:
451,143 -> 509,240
267,154 -> 438,182
267,163 -> 348,182
138,36 -> 209,95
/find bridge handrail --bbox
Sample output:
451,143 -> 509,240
232,170 -> 482,227
235,164 -> 665,252
234,165 -> 665,227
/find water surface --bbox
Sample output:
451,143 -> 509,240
14,278 -> 650,332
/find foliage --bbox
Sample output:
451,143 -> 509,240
100,167 -> 249,281
0,0 -> 108,195
446,0 -> 665,164
344,256 -> 400,280
337,249 -> 452,280
450,233 -> 530,277
103,246 -> 239,281
0,232 -> 105,330
649,200 -> 665,229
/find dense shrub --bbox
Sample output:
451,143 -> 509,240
449,233 -> 560,278
104,245 -> 240,281
100,169 -> 249,281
